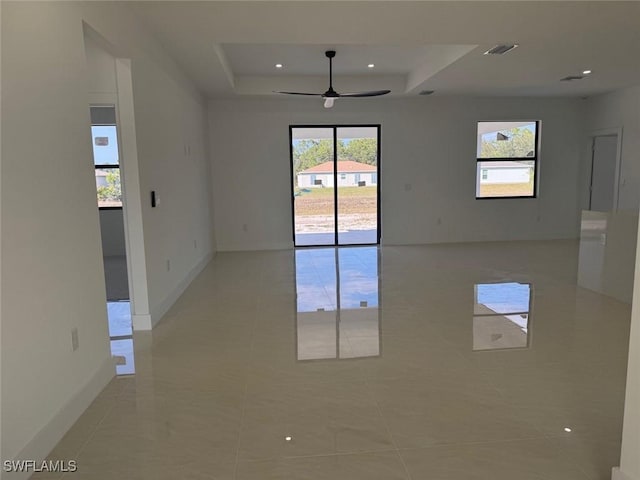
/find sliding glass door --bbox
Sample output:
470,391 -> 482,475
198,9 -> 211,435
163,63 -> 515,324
291,125 -> 380,246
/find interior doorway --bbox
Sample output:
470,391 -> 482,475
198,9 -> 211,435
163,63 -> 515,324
90,105 -> 135,375
589,133 -> 621,212
291,125 -> 380,246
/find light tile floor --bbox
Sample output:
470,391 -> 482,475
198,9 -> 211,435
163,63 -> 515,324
35,240 -> 631,479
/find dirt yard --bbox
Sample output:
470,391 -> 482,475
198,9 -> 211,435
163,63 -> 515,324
478,182 -> 534,197
294,187 -> 377,232
294,187 -> 377,216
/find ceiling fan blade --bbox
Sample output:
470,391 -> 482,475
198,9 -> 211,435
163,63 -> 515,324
338,90 -> 391,98
275,52 -> 392,103
273,91 -> 323,96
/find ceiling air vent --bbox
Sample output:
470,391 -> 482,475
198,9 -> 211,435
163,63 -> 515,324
484,44 -> 518,55
560,75 -> 585,82
419,90 -> 435,96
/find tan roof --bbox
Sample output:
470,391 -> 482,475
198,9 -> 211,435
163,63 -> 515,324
300,160 -> 376,174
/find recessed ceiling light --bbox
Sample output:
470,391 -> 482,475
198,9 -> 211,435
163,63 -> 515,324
582,70 -> 592,75
285,436 -> 292,441
275,64 -> 283,69
368,64 -> 375,68
564,427 -> 572,433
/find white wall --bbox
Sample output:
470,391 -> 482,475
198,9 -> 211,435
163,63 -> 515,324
584,86 -> 640,211
209,96 -> 584,251
1,1 -> 214,472
585,86 -> 640,480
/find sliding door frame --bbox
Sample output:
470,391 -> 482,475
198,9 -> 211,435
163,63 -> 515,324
289,124 -> 381,247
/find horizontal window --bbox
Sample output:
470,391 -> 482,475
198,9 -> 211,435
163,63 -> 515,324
91,125 -> 119,166
95,167 -> 122,208
477,160 -> 535,198
477,121 -> 537,159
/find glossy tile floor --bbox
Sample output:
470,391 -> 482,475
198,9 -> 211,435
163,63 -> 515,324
36,241 -> 631,479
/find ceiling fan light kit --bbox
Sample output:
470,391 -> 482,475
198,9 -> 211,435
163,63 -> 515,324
275,50 -> 391,108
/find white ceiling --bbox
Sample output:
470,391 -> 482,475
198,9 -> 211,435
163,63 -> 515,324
130,1 -> 640,99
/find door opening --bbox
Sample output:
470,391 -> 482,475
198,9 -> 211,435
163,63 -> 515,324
90,105 -> 134,375
589,133 -> 621,212
291,125 -> 380,246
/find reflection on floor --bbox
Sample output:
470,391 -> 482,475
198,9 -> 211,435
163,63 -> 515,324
473,282 -> 531,351
296,247 -> 380,360
107,301 -> 135,375
38,241 -> 631,480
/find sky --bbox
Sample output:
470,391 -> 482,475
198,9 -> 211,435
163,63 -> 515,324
91,125 -> 119,165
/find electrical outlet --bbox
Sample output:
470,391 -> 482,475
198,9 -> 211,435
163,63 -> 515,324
71,328 -> 79,352
166,259 -> 171,272
242,224 -> 248,232
437,217 -> 442,225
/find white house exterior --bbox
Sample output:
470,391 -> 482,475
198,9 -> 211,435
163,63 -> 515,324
95,169 -> 109,188
479,161 -> 532,184
297,160 -> 377,188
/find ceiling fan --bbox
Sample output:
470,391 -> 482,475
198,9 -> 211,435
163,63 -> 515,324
274,50 -> 391,108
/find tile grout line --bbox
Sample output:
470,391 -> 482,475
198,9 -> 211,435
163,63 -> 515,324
357,354 -> 414,479
58,381 -> 127,479
361,251 -> 413,480
232,259 -> 264,480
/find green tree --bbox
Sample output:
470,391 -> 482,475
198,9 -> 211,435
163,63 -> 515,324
340,138 -> 377,165
97,169 -> 122,203
480,127 -> 535,158
293,139 -> 345,174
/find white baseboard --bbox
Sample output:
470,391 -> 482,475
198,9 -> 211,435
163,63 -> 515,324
613,467 -> 638,480
217,242 -> 294,252
149,252 -> 214,328
6,358 -> 115,480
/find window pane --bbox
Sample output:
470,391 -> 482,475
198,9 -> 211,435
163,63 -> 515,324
477,160 -> 534,198
90,106 -> 117,125
337,127 -> 378,245
477,121 -> 536,159
96,168 -> 122,208
91,125 -> 119,166
292,128 -> 336,246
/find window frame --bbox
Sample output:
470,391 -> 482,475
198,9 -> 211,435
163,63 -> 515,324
91,106 -> 123,210
475,120 -> 540,200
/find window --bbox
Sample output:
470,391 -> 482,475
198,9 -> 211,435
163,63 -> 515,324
476,121 -> 539,199
91,106 -> 122,208
340,173 -> 346,179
